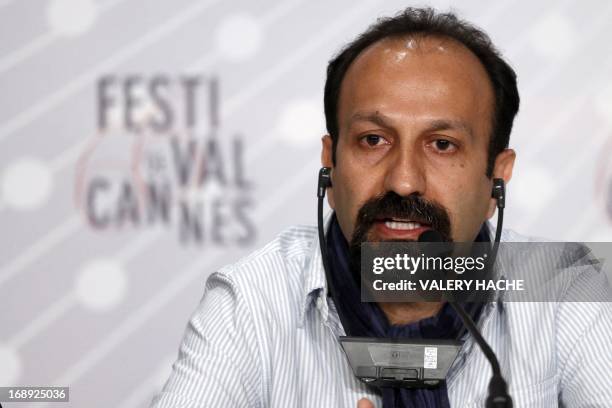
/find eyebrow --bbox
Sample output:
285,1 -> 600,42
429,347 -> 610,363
349,111 -> 474,140
349,111 -> 394,129
427,118 -> 474,140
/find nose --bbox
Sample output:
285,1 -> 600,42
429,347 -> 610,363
382,146 -> 426,197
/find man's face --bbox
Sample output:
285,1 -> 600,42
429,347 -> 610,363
322,35 -> 514,244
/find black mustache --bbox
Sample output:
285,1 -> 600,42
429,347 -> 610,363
350,191 -> 452,244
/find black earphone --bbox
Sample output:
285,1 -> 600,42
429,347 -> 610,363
492,177 -> 505,208
317,167 -> 332,198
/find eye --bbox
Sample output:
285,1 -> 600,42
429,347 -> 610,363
431,139 -> 458,153
361,134 -> 389,147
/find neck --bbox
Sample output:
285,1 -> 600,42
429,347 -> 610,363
379,301 -> 444,325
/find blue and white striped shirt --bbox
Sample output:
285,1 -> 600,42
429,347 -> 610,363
151,220 -> 612,407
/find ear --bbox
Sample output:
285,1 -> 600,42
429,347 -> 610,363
486,148 -> 516,218
321,135 -> 336,209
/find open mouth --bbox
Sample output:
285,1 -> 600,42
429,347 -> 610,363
383,218 -> 430,231
368,218 -> 433,240
378,217 -> 431,231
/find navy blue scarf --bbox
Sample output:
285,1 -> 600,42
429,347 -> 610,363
326,214 -> 488,408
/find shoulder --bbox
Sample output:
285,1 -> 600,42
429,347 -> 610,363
496,226 -> 605,292
495,224 -> 544,243
493,226 -> 612,335
203,224 -> 319,320
217,224 -> 317,281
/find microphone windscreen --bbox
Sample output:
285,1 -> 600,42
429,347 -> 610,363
418,230 -> 443,243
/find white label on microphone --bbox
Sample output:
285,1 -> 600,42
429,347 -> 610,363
424,347 -> 438,369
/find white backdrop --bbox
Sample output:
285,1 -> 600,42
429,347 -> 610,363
0,0 -> 611,407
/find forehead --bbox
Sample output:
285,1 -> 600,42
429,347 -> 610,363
338,35 -> 494,136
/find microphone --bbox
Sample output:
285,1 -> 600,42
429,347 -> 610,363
418,230 -> 512,408
417,230 -> 445,243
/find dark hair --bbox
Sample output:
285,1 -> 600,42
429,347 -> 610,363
323,7 -> 519,176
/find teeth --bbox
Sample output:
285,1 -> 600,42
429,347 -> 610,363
384,220 -> 422,230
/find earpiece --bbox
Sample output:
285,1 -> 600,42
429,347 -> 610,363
491,178 -> 505,209
318,167 -> 332,198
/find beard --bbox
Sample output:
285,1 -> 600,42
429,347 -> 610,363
347,191 -> 452,273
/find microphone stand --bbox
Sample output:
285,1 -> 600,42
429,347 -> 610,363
448,301 -> 512,408
420,199 -> 511,407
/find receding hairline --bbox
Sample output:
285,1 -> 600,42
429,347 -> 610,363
350,33 -> 492,74
339,32 -> 496,132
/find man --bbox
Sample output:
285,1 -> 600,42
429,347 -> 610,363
152,7 -> 612,407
